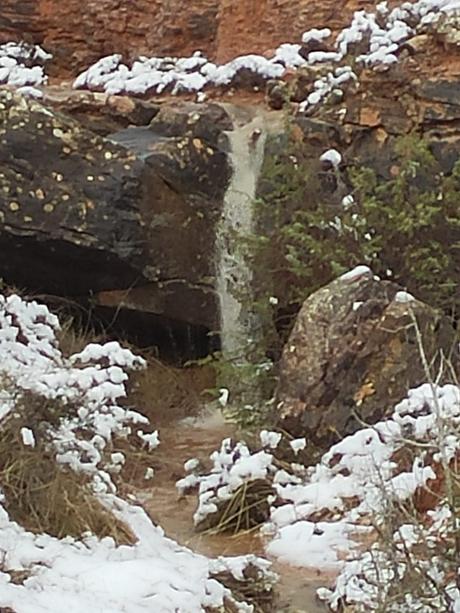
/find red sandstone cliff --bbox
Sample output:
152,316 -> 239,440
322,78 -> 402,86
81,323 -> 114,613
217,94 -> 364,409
216,0 -> 374,62
0,0 -> 375,75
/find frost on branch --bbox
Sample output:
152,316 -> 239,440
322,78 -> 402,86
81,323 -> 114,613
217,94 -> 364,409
0,293 -> 148,488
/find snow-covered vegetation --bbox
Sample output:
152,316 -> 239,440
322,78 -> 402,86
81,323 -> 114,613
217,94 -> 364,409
2,0 -> 460,609
182,381 -> 460,611
68,0 -> 460,105
0,294 -> 275,612
0,42 -> 49,95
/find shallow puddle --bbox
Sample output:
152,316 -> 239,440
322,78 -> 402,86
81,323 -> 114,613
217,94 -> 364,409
136,410 -> 331,612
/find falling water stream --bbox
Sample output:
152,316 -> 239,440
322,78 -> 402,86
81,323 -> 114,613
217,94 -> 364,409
215,105 -> 269,358
138,108 -> 330,610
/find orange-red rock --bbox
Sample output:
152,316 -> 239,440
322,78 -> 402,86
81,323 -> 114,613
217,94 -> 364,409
1,0 -> 377,77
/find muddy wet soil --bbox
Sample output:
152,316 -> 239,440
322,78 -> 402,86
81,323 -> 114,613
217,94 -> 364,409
134,410 -> 332,612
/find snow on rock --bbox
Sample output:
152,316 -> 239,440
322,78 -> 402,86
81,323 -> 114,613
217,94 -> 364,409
299,65 -> 357,112
15,85 -> 44,99
260,430 -> 282,449
339,264 -> 373,282
263,382 -> 460,610
136,429 -> 160,450
394,290 -> 416,303
0,42 -> 50,89
0,495 -> 273,613
266,520 -> 356,569
320,148 -> 342,167
73,51 -> 286,96
272,43 -> 306,68
302,28 -> 332,44
289,438 -> 306,455
20,427 -> 35,447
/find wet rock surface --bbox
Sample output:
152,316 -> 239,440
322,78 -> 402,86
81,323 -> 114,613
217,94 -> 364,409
42,88 -> 161,136
275,270 -> 457,451
0,92 -> 232,357
0,90 -> 147,295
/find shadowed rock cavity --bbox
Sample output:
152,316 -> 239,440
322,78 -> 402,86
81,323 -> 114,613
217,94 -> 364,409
0,92 -> 232,361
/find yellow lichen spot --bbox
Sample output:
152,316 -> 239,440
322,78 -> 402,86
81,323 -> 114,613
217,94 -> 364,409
35,188 -> 45,200
206,147 -> 214,156
55,174 -> 63,182
193,138 -> 204,151
2,186 -> 10,194
62,194 -> 70,201
43,203 -> 54,213
78,203 -> 87,219
123,164 -> 131,171
53,128 -> 64,139
87,175 -> 94,182
86,200 -> 95,210
9,202 -> 20,212
63,146 -> 71,155
24,216 -> 32,223
104,151 -> 113,160
354,381 -> 376,407
98,175 -> 105,182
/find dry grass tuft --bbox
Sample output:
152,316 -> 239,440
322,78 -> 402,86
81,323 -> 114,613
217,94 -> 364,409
0,398 -> 133,544
56,312 -> 105,358
127,352 -> 215,426
210,562 -> 276,613
197,479 -> 275,535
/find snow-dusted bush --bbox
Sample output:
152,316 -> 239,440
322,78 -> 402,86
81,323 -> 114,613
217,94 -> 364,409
0,42 -> 50,93
0,293 -> 150,492
71,0 -> 460,107
178,431 -> 308,533
314,381 -> 460,612
179,437 -> 276,532
0,293 -> 276,612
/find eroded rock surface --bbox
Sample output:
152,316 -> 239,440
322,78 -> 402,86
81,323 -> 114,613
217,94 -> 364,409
275,269 -> 456,452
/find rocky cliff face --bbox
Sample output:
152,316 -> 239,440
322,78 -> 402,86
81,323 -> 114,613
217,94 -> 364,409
1,0 -> 220,75
1,0 -> 376,75
2,0 -> 460,370
216,0 -> 372,61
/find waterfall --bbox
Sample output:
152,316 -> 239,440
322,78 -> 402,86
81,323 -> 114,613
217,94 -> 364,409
215,108 -> 268,359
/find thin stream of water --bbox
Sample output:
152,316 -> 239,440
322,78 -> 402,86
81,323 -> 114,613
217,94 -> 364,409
141,412 -> 331,612
215,107 -> 268,358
